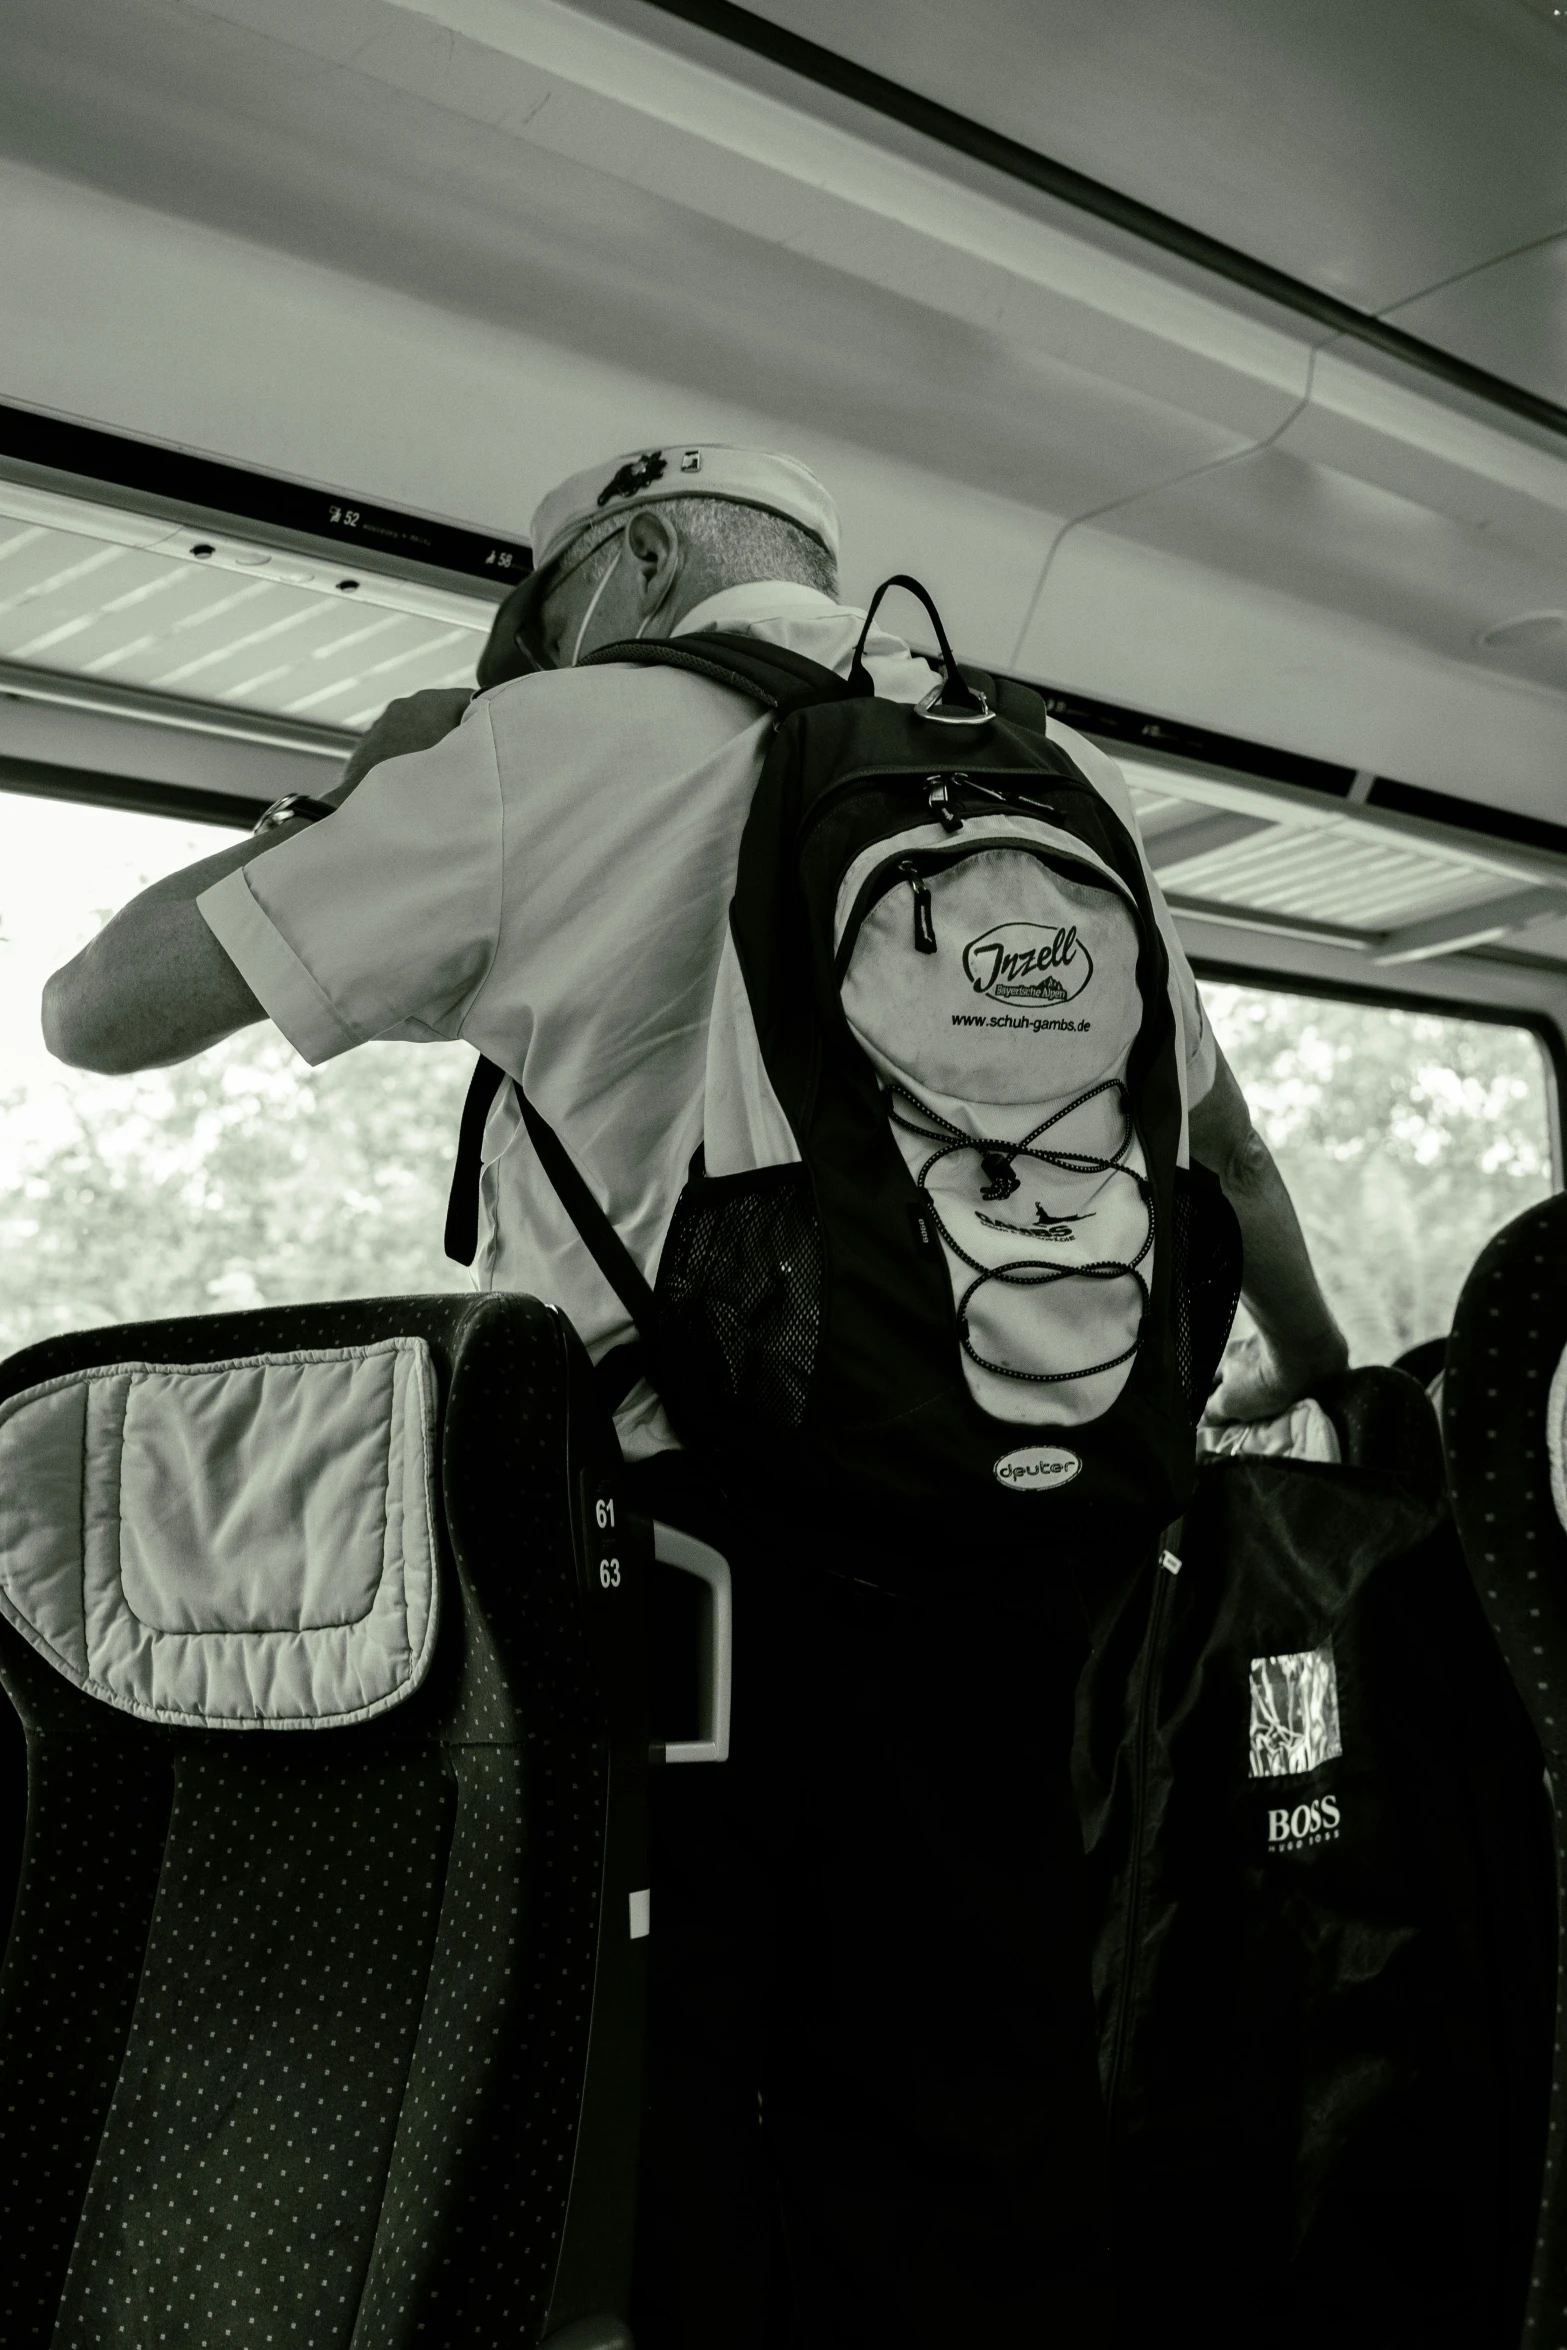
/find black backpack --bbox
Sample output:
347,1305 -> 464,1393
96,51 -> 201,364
448,579 -> 1240,1538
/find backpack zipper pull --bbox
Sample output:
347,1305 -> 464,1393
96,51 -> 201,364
926,774 -> 966,833
898,860 -> 938,953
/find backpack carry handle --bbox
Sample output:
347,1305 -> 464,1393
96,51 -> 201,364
848,575 -> 993,724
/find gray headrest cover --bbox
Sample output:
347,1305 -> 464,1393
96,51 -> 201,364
0,1338 -> 440,1729
1198,1397 -> 1342,1465
1550,1345 -> 1567,1536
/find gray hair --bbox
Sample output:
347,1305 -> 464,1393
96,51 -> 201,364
550,494 -> 838,602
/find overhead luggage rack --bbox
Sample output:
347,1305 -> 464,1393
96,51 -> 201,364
1117,754 -> 1567,976
1,404 -> 1566,994
0,408 -> 521,819
0,475 -> 497,733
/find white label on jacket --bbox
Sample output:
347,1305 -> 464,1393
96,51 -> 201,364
1248,1643 -> 1342,1778
992,1443 -> 1082,1492
1265,1794 -> 1342,1852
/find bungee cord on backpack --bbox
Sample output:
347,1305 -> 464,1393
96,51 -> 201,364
886,1077 -> 1155,1387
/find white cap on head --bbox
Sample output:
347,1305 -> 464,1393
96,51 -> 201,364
529,443 -> 840,576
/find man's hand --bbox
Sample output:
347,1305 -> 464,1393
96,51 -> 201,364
331,689 -> 473,801
1190,1047 -> 1349,1424
1205,1328 -> 1340,1425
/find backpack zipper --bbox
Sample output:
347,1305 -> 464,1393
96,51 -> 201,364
898,860 -> 939,953
926,773 -> 967,832
834,835 -> 1132,985
1103,1556 -> 1174,2138
798,765 -> 1067,853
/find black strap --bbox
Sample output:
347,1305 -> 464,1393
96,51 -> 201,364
445,1054 -> 507,1266
512,1082 -> 658,1333
445,1054 -> 659,1408
847,574 -> 988,717
580,629 -> 867,714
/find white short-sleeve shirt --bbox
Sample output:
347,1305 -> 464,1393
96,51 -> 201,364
200,581 -> 1216,1458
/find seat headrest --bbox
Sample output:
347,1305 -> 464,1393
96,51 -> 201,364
1548,1346 -> 1567,1537
0,1337 -> 441,1730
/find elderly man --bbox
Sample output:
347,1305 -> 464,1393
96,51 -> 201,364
44,444 -> 1346,2349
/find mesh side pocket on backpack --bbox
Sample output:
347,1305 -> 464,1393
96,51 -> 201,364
1170,1163 -> 1243,1423
654,1166 -> 823,1430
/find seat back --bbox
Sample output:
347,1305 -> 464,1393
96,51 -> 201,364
0,1292 -> 646,2350
1448,1194 -> 1567,2350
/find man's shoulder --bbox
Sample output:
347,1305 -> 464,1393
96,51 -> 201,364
478,655 -> 767,753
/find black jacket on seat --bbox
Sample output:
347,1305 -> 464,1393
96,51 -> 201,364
0,1293 -> 646,2350
1076,1366 -> 1554,2349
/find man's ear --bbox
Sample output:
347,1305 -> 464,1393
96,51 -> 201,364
625,506 -> 682,605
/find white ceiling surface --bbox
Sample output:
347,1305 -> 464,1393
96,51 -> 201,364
2,0 -> 1567,812
738,0 -> 1567,395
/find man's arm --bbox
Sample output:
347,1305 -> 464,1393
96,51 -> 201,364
42,690 -> 472,1074
1188,1045 -> 1348,1421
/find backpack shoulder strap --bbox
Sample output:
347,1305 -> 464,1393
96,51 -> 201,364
445,1055 -> 655,1414
956,664 -> 1051,737
580,629 -> 866,717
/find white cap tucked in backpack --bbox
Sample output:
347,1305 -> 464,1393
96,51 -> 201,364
529,444 -> 841,576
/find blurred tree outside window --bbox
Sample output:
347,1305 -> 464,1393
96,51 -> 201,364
0,791 -> 470,1357
1203,981 -> 1557,1365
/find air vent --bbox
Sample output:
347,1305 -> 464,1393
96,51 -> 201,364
1476,611 -> 1566,650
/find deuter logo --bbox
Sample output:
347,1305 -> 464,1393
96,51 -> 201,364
963,922 -> 1094,1005
1266,1793 -> 1342,1853
993,1443 -> 1082,1492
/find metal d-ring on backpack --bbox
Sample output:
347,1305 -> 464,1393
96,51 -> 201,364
446,577 -> 1241,1537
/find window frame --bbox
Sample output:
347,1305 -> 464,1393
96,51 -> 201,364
1190,951 -> 1567,1192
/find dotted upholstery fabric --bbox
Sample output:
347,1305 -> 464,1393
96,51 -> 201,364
53,1751 -> 454,2349
351,1303 -> 614,2346
0,1676 -> 26,1958
0,1731 -> 173,2345
0,1293 -> 635,2350
1446,1197 -> 1567,2350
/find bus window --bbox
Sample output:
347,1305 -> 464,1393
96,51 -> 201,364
1203,981 -> 1557,1366
0,790 -> 471,1355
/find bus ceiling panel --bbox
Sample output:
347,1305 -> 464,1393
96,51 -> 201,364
675,0 -> 1567,361
0,483 -> 493,732
0,0 -> 1320,471
1385,235 -> 1567,420
1022,523 -> 1567,823
1019,420 -> 1567,715
8,12 -> 1567,785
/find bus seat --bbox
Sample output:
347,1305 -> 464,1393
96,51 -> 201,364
1447,1192 -> 1567,2350
1078,1364 -> 1553,2350
0,1662 -> 21,1961
0,1293 -> 647,2350
1394,1336 -> 1449,1394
